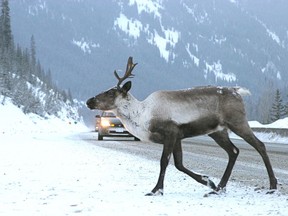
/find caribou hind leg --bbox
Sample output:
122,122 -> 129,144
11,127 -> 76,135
229,122 -> 277,191
208,130 -> 239,192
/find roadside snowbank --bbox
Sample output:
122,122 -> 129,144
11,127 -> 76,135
231,119 -> 288,144
0,98 -> 87,135
249,118 -> 288,129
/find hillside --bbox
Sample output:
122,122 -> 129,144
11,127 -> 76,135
9,0 -> 288,120
0,0 -> 81,121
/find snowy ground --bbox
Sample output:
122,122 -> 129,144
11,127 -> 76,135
1,99 -> 288,216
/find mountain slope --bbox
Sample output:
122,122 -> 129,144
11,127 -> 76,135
9,0 -> 288,119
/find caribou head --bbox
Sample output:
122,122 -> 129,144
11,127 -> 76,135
86,57 -> 137,111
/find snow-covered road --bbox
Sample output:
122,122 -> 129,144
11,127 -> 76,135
85,133 -> 288,195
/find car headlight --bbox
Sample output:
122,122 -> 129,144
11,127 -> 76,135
101,119 -> 111,127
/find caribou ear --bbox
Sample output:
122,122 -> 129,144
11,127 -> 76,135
121,81 -> 132,93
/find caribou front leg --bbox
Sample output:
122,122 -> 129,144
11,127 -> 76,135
146,120 -> 179,196
145,143 -> 174,196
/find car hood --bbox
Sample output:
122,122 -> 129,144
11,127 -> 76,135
102,117 -> 122,125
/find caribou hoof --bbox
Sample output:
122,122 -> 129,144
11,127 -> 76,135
208,179 -> 217,190
266,189 -> 277,194
145,189 -> 163,196
203,187 -> 226,197
202,176 -> 217,190
203,191 -> 218,197
203,190 -> 221,197
255,187 -> 277,194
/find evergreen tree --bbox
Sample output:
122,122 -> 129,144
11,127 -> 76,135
30,35 -> 36,73
67,88 -> 73,103
13,77 -> 29,108
0,66 -> 5,99
45,69 -> 53,88
21,48 -> 31,80
15,44 -> 26,76
269,89 -> 286,122
44,93 -> 59,116
0,0 -> 14,74
36,59 -> 44,81
30,35 -> 36,64
255,80 -> 275,123
0,0 -> 13,51
285,93 -> 288,117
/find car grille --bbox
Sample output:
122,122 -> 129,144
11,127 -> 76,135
111,123 -> 123,127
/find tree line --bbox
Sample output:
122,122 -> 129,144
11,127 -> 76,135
245,78 -> 288,124
0,0 -> 77,119
269,89 -> 288,123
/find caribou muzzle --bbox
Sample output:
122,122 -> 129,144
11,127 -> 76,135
86,97 -> 97,110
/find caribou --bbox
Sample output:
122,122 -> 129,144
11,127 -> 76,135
86,57 -> 277,195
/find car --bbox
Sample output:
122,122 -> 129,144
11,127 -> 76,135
96,111 -> 140,141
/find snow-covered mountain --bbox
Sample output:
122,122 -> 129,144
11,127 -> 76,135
9,0 -> 288,105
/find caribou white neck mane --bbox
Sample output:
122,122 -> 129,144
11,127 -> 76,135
86,57 -> 277,196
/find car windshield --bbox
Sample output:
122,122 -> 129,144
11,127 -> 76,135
102,112 -> 116,117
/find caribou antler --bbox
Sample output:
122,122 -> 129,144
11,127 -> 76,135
114,56 -> 137,88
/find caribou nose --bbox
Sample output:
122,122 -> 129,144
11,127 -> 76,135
86,97 -> 96,109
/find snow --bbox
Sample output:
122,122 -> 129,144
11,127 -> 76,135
72,38 -> 100,54
1,99 -> 288,215
249,118 -> 288,129
185,43 -> 200,67
182,3 -> 210,25
114,13 -> 143,39
245,118 -> 288,144
114,0 -> 180,62
204,60 -> 237,82
28,0 -> 48,16
229,0 -> 238,4
261,61 -> 282,80
129,0 -> 163,18
267,29 -> 281,45
114,10 -> 180,62
210,34 -> 227,45
147,27 -> 180,62
255,16 -> 284,48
